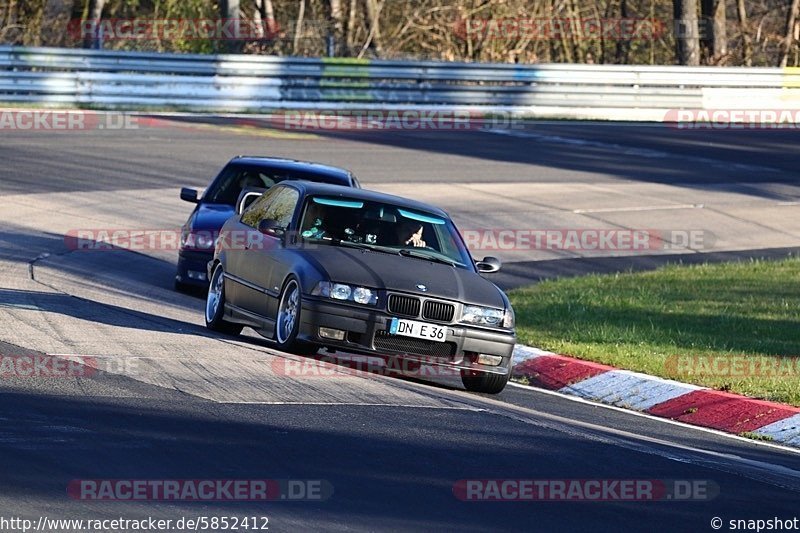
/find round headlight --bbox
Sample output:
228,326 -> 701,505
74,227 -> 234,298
483,309 -> 503,325
353,287 -> 373,304
331,284 -> 352,300
194,231 -> 215,249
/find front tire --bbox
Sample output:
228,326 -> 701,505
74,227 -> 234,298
275,277 -> 317,355
461,367 -> 511,394
205,264 -> 243,335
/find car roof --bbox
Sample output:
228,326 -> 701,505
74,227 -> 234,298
230,156 -> 354,185
281,181 -> 451,218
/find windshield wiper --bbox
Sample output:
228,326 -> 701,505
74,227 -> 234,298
398,248 -> 457,267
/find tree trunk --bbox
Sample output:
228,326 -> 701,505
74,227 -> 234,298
293,0 -> 305,55
615,0 -> 630,64
40,0 -> 75,47
362,0 -> 382,56
82,0 -> 105,49
346,0 -> 357,54
736,0 -> 752,66
780,0 -> 800,67
220,0 -> 242,52
328,0 -> 344,55
253,0 -> 277,39
701,0 -> 727,63
674,0 -> 701,65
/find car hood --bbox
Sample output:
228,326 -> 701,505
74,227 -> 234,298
300,246 -> 507,308
189,203 -> 235,232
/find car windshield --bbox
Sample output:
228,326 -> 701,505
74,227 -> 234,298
298,195 -> 474,269
204,166 -> 345,205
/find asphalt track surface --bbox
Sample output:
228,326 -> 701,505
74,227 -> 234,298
1,117 -> 799,531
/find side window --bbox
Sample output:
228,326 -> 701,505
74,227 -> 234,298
205,166 -> 274,205
241,187 -> 299,229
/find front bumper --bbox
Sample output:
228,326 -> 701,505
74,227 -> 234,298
176,249 -> 214,287
297,297 -> 515,375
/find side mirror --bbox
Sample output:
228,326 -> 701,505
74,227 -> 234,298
180,187 -> 199,203
475,256 -> 501,273
258,219 -> 285,237
236,188 -> 265,215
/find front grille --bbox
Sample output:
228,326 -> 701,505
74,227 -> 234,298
373,331 -> 456,359
387,294 -> 421,318
422,300 -> 455,323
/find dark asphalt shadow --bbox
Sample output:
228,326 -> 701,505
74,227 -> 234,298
0,288 -> 210,338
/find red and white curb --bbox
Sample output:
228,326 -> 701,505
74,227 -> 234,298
512,345 -> 800,448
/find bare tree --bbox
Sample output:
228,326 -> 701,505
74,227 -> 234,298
293,0 -> 305,55
328,0 -> 344,54
674,0 -> 701,65
614,0 -> 630,64
736,0 -> 753,66
701,0 -> 727,63
82,0 -> 105,49
253,0 -> 277,39
361,0 -> 382,56
346,0 -> 357,53
780,0 -> 800,67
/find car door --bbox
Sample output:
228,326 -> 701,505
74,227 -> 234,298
235,186 -> 301,318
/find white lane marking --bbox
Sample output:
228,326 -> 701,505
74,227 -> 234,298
778,201 -> 800,206
508,381 -> 800,457
573,204 -> 703,214
557,369 -> 704,411
220,402 -> 482,409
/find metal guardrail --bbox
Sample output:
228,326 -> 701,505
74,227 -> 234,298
1,45 -> 798,118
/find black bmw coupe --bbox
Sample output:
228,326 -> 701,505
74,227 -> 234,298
205,181 -> 516,394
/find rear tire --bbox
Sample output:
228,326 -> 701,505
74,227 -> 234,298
205,264 -> 243,335
275,277 -> 318,355
461,367 -> 511,394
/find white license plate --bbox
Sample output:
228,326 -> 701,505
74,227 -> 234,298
388,318 -> 447,342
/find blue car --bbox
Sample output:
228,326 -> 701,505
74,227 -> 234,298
176,156 -> 360,291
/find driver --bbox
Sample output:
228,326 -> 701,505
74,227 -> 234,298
238,172 -> 264,190
396,221 -> 426,248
